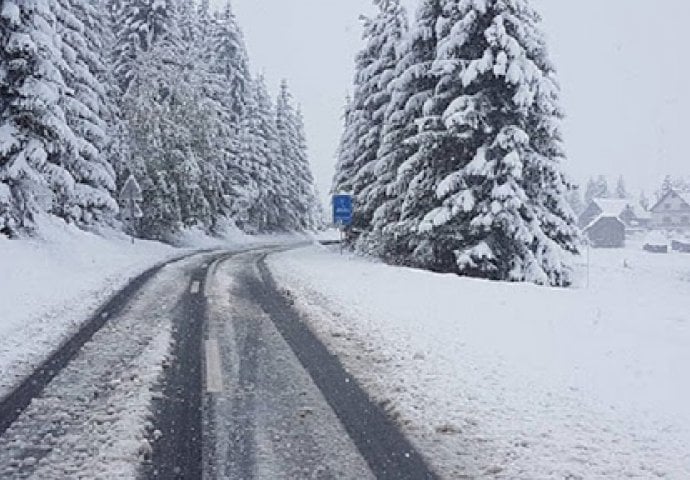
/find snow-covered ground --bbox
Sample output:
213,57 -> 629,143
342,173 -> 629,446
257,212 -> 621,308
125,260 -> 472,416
0,253 -> 211,479
268,241 -> 690,479
0,217 -> 177,399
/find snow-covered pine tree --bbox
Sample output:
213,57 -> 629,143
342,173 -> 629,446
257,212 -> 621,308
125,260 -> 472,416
658,175 -> 674,200
211,1 -> 251,131
0,0 -> 80,235
228,83 -> 261,231
112,0 -> 195,239
639,190 -> 650,211
244,75 -> 284,232
412,0 -> 579,285
276,80 -> 319,231
139,169 -> 181,240
596,175 -> 609,198
567,187 -> 584,216
87,0 -> 133,191
174,149 -> 210,229
112,0 -> 182,95
367,0 -> 443,262
343,0 -> 408,252
292,107 -> 320,230
196,0 -> 213,39
332,97 -> 357,197
174,0 -> 231,232
584,175 -> 610,205
275,81 -> 300,231
54,0 -> 119,226
615,175 -> 627,199
204,1 -> 255,225
582,178 -> 592,206
583,178 -> 594,205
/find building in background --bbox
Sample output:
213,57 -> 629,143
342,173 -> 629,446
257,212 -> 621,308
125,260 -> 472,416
583,215 -> 626,248
649,190 -> 690,233
579,198 -> 651,234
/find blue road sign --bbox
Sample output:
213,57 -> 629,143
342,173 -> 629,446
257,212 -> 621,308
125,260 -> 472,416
333,194 -> 353,226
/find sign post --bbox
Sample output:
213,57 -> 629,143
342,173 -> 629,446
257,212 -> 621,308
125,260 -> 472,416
119,175 -> 144,244
332,194 -> 353,254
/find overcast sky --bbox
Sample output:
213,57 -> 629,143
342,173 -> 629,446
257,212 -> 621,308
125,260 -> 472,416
219,0 -> 689,203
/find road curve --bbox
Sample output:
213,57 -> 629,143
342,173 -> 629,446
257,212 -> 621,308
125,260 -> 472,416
0,244 -> 438,479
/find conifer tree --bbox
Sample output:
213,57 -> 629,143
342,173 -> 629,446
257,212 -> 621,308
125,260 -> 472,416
568,187 -> 584,216
276,81 -> 319,231
205,1 -> 254,223
139,170 -> 181,240
585,175 -> 609,205
343,0 -> 408,251
412,0 -> 579,285
1,0 -> 318,239
615,175 -> 628,199
639,190 -> 650,211
332,97 -> 357,197
245,75 -> 284,232
0,0 -> 78,234
367,0 -> 443,260
112,0 -> 182,95
211,2 -> 251,130
55,0 -> 118,226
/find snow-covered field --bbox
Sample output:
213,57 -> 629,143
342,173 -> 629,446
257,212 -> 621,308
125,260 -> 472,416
268,242 -> 690,479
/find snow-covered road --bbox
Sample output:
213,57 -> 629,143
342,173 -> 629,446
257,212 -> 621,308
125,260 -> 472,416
0,240 -> 437,479
268,244 -> 690,479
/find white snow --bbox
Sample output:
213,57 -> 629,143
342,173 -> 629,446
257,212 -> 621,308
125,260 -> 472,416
0,215 -> 176,399
644,230 -> 669,247
268,241 -> 690,479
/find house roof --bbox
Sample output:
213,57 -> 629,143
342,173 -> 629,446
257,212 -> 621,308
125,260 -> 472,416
591,198 -> 650,220
680,192 -> 690,207
650,189 -> 690,212
584,213 -> 626,232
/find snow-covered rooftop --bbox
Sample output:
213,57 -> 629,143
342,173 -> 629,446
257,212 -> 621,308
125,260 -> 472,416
592,198 -> 650,219
650,189 -> 690,212
679,191 -> 690,207
584,213 -> 625,232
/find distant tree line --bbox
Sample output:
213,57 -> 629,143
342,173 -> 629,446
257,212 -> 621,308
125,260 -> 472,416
0,0 -> 321,241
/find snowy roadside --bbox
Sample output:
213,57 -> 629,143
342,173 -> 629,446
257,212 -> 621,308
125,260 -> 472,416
0,217 -> 178,400
0,215 -> 316,401
267,244 -> 690,479
0,254 -> 205,479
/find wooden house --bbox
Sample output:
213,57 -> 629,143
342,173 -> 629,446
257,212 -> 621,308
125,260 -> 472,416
584,215 -> 626,248
578,198 -> 651,233
649,190 -> 690,232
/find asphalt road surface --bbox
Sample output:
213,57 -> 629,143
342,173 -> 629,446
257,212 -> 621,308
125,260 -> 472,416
0,245 -> 438,479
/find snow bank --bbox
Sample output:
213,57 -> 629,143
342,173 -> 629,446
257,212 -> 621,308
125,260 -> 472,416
644,230 -> 669,246
0,216 -> 175,398
268,244 -> 690,478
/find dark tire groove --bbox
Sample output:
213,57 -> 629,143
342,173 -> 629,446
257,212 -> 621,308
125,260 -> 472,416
223,278 -> 260,480
143,263 -> 209,479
